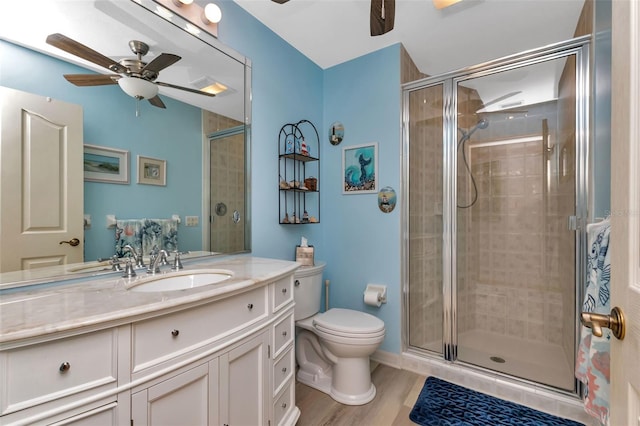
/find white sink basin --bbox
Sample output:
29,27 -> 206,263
128,269 -> 233,292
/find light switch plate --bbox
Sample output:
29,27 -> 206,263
185,216 -> 199,227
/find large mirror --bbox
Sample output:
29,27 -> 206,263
0,0 -> 251,285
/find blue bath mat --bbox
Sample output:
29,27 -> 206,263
409,377 -> 583,426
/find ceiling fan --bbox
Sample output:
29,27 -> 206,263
45,33 -> 215,109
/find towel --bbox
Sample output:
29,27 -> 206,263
115,218 -> 178,257
575,217 -> 611,425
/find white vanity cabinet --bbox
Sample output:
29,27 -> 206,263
0,261 -> 301,426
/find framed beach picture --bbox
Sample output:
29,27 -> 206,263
137,155 -> 166,186
83,144 -> 129,184
342,143 -> 378,194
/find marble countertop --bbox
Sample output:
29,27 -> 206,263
0,256 -> 299,344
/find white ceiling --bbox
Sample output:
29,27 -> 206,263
233,0 -> 585,76
233,0 -> 586,117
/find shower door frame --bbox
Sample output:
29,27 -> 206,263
401,36 -> 591,396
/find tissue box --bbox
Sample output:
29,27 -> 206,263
295,245 -> 314,266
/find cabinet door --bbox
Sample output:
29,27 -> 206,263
131,361 -> 217,426
219,331 -> 269,426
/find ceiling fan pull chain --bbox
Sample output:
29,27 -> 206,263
136,99 -> 141,117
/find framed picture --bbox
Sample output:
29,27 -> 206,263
137,155 -> 167,186
342,142 -> 378,194
83,144 -> 129,184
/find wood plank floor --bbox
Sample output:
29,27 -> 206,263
295,363 -> 426,426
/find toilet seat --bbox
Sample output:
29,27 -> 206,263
313,308 -> 385,338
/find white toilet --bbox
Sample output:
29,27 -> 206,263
294,262 -> 385,405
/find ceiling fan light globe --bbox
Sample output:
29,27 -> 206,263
118,76 -> 159,100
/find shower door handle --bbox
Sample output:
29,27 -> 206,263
580,306 -> 626,340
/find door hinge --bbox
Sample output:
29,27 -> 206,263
568,215 -> 578,231
268,344 -> 271,358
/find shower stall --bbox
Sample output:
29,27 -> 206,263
402,37 -> 590,393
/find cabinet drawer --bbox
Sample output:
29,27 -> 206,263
132,286 -> 267,372
272,312 -> 293,358
0,329 -> 116,415
273,381 -> 294,426
272,275 -> 293,312
273,347 -> 294,395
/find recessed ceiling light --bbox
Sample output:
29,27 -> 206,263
433,0 -> 463,10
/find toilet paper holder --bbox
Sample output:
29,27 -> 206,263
364,284 -> 387,304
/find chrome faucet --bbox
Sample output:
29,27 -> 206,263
124,244 -> 145,268
147,249 -> 169,274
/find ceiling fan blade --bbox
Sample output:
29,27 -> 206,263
370,0 -> 395,37
142,53 -> 181,75
148,95 -> 167,109
156,81 -> 216,97
63,74 -> 119,86
46,33 -> 127,74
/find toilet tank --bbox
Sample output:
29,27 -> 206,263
293,261 -> 326,321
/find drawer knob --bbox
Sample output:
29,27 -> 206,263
247,303 -> 253,310
281,288 -> 287,294
282,331 -> 288,337
294,279 -> 300,287
171,329 -> 180,337
282,367 -> 287,373
281,402 -> 287,409
59,362 -> 71,373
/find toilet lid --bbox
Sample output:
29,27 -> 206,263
313,308 -> 385,335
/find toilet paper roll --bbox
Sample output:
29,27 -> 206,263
364,289 -> 382,307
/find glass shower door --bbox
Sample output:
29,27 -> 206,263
454,55 -> 580,391
407,83 -> 445,355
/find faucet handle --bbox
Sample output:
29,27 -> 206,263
110,255 -> 122,272
171,250 -> 184,271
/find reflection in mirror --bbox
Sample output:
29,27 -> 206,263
0,0 -> 251,286
329,121 -> 345,145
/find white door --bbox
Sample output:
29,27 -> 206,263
609,1 -> 640,425
0,86 -> 83,272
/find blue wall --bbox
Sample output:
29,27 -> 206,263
0,40 -> 203,261
216,1 -> 326,261
593,0 -> 611,219
320,46 -> 403,353
215,2 -> 403,353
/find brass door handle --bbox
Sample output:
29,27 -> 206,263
580,306 -> 625,340
59,238 -> 80,247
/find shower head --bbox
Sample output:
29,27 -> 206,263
476,119 -> 489,130
466,118 -> 489,139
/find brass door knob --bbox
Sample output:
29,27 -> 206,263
580,306 -> 625,340
59,238 -> 80,247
